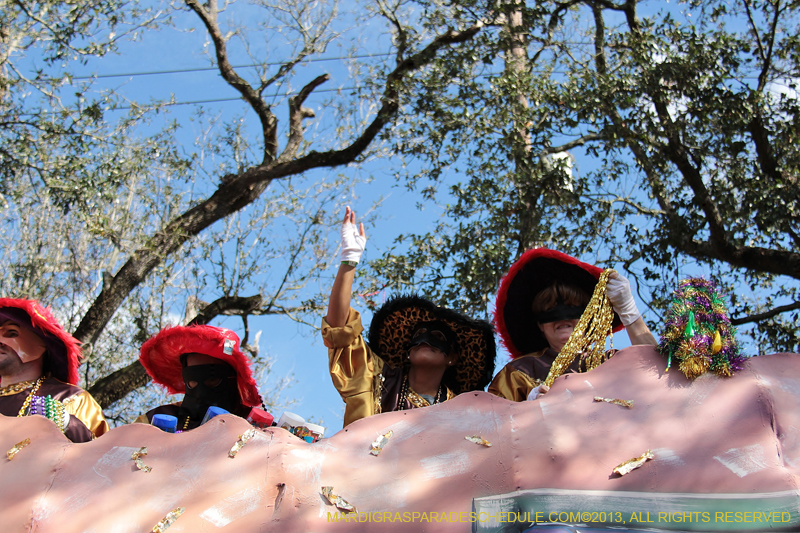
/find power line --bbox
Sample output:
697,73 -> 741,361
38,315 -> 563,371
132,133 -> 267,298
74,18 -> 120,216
70,42 -> 601,81
110,86 -> 361,110
72,53 -> 394,81
16,85 -> 364,115
29,70 -> 770,114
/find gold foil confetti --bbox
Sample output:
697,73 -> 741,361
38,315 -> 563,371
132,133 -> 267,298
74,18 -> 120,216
593,396 -> 634,408
152,507 -> 185,532
6,438 -> 30,460
613,449 -> 654,476
465,435 -> 492,447
321,486 -> 356,513
228,428 -> 257,458
370,430 -> 393,456
131,446 -> 152,473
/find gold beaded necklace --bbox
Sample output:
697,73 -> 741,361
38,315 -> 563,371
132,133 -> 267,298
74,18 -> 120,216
543,269 -> 616,388
17,377 -> 45,417
0,378 -> 38,397
398,374 -> 444,409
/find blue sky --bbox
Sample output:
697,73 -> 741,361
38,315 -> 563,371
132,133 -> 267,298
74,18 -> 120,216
64,2 -> 453,428
21,0 -> 765,431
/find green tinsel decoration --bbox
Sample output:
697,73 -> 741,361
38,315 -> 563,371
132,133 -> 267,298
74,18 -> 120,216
658,277 -> 746,380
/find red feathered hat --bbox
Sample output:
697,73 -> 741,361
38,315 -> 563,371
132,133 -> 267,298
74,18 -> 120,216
0,298 -> 82,385
494,249 -> 624,359
139,325 -> 262,408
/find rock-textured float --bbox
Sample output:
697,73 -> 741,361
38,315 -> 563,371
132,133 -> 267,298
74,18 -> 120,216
1,346 -> 799,532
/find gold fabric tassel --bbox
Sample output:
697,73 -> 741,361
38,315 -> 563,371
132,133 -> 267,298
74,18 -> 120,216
544,269 -> 616,388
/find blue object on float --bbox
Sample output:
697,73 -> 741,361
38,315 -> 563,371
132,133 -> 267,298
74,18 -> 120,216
201,406 -> 229,425
151,414 -> 178,433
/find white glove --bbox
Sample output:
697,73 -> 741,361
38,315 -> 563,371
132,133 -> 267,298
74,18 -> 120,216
606,273 -> 641,326
340,217 -> 366,264
526,383 -> 549,401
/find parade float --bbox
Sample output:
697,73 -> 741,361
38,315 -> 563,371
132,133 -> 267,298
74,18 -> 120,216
1,344 -> 799,532
2,278 -> 798,532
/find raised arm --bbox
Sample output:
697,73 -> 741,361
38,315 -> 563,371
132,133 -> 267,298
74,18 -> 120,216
606,272 -> 658,346
325,206 -> 366,327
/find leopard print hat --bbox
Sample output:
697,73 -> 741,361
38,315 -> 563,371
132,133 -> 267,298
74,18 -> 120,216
366,295 -> 496,394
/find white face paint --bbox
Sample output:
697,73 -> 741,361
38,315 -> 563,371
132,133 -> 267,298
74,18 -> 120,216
0,320 -> 46,365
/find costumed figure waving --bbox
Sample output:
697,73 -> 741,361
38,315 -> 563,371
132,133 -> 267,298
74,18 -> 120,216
137,325 -> 265,431
322,207 -> 496,427
0,298 -> 108,442
489,249 -> 658,402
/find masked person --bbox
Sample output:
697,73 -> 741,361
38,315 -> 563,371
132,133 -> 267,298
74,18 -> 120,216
137,325 -> 263,431
489,249 -> 658,402
0,298 -> 108,442
323,207 -> 496,427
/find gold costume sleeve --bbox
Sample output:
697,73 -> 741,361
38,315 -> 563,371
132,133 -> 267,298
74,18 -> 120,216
488,365 -> 537,403
321,308 -> 385,427
63,390 -> 110,438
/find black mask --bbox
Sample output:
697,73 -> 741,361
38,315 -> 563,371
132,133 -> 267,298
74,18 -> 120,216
535,303 -> 585,324
179,363 -> 240,421
408,321 -> 456,356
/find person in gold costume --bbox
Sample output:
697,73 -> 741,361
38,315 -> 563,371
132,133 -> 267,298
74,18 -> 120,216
322,207 -> 496,427
0,298 -> 108,442
489,249 -> 657,402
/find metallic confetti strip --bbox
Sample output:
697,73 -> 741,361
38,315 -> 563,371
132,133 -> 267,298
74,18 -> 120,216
369,430 -> 393,456
321,486 -> 356,513
613,449 -> 654,476
6,438 -> 31,460
593,396 -> 634,408
465,435 -> 492,447
228,428 -> 257,458
131,446 -> 152,473
152,507 -> 185,532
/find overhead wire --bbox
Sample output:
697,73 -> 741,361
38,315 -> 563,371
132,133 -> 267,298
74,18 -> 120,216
70,52 -> 395,80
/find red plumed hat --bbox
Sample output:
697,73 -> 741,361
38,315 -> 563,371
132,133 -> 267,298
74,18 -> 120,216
494,248 -> 624,359
139,325 -> 262,407
0,298 -> 82,385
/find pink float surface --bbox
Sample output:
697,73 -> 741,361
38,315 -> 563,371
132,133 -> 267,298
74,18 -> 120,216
1,346 -> 799,532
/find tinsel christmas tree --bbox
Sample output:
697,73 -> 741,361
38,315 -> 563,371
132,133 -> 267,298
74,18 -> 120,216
659,278 -> 747,379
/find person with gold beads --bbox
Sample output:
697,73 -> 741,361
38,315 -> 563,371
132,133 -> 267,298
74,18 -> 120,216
322,207 -> 497,427
489,249 -> 657,402
0,298 -> 108,442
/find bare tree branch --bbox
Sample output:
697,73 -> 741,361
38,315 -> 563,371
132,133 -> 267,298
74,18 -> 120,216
376,0 -> 409,63
86,360 -> 151,410
731,300 -> 800,326
680,239 -> 800,280
280,74 -> 329,162
188,294 -> 264,325
747,109 -> 795,186
185,0 -> 278,162
263,212 -> 321,313
541,133 -> 602,154
87,293 -> 319,407
73,22 -> 483,355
